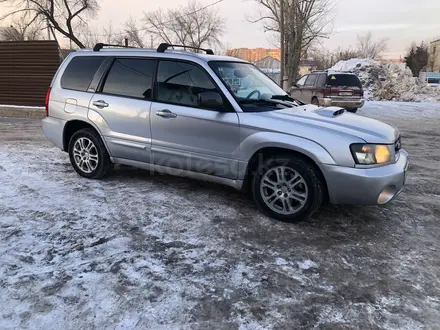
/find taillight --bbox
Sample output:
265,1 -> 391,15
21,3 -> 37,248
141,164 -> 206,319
45,87 -> 51,117
323,85 -> 332,97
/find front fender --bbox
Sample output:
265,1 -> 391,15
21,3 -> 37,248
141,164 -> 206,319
240,131 -> 336,165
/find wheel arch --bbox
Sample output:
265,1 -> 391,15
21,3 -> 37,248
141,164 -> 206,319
63,120 -> 109,155
241,146 -> 329,201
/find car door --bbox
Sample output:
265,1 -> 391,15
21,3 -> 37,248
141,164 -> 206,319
89,57 -> 156,163
301,73 -> 319,104
291,75 -> 308,102
150,60 -> 240,180
314,73 -> 327,101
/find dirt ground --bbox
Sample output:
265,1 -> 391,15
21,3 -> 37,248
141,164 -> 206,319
0,102 -> 439,329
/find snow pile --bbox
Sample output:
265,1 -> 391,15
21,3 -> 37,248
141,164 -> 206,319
330,59 -> 440,102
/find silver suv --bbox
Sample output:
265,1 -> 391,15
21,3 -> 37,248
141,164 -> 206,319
42,43 -> 408,222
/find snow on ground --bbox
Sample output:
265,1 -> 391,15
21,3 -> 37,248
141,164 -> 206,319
1,102 -> 440,329
330,59 -> 440,103
0,105 -> 44,109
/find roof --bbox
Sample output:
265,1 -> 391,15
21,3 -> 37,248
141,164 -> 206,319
76,47 -> 247,63
254,55 -> 281,69
311,69 -> 356,75
299,59 -> 319,67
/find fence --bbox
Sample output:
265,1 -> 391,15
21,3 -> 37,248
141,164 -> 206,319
0,41 -> 60,106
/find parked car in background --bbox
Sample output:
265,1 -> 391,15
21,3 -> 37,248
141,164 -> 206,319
42,44 -> 407,223
291,70 -> 365,113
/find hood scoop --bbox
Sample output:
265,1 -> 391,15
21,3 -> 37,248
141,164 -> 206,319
314,107 -> 346,118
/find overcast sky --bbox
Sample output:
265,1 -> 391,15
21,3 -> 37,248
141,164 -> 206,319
2,0 -> 440,58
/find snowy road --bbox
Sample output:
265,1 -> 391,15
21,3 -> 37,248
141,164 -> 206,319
1,102 -> 440,329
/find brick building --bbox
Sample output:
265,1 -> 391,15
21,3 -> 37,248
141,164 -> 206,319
227,48 -> 281,62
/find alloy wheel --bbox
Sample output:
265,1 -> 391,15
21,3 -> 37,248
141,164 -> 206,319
259,165 -> 308,215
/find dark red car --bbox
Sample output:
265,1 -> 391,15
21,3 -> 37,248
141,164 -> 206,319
291,70 -> 365,113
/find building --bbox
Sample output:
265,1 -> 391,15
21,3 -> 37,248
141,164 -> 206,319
254,56 -> 281,84
429,38 -> 440,72
227,48 -> 281,62
298,60 -> 319,76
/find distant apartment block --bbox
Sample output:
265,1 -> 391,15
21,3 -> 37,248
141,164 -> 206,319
226,48 -> 281,62
429,38 -> 440,72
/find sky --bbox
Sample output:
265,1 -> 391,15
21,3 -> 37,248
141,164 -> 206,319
1,0 -> 440,59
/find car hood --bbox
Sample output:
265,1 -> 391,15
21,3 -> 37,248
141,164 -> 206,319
248,104 -> 399,144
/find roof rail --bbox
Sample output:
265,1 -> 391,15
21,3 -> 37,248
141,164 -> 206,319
93,43 -> 136,52
157,43 -> 214,55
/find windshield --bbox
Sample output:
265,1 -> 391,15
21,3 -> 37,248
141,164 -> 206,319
209,61 -> 293,109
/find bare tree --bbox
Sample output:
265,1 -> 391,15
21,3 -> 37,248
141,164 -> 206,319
125,17 -> 145,48
0,14 -> 43,41
252,0 -> 333,87
143,0 -> 224,51
80,22 -> 123,49
356,32 -> 388,60
309,45 -> 361,70
0,0 -> 99,48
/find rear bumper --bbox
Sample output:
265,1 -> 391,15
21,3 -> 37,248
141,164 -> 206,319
319,98 -> 365,109
41,116 -> 66,150
320,150 -> 408,205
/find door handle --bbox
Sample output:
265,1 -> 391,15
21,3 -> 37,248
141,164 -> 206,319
93,100 -> 109,108
156,109 -> 177,119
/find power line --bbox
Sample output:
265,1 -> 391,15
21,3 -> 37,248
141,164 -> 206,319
86,0 -> 224,38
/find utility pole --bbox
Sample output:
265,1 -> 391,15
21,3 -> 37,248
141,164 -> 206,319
150,35 -> 153,48
280,0 -> 285,89
46,18 -> 51,40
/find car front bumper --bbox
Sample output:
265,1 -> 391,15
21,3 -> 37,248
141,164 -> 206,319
319,98 -> 365,109
320,150 -> 408,205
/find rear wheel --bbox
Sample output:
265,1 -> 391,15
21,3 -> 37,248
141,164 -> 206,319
251,155 -> 324,223
347,108 -> 358,113
68,128 -> 112,179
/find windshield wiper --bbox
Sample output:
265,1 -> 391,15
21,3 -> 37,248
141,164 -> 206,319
238,99 -> 282,105
271,94 -> 294,101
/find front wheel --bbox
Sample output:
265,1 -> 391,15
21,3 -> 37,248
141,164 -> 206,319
68,128 -> 112,179
251,155 -> 324,223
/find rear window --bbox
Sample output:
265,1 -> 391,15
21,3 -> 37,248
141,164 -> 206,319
326,74 -> 362,87
61,56 -> 105,91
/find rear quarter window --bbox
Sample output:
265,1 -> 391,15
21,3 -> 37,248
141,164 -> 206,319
326,74 -> 362,87
61,56 -> 105,91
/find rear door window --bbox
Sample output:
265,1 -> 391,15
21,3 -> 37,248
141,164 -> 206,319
304,74 -> 318,87
316,74 -> 327,87
102,58 -> 156,99
61,56 -> 105,91
326,74 -> 362,87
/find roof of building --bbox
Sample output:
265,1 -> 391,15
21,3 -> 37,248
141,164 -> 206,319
299,59 -> 319,67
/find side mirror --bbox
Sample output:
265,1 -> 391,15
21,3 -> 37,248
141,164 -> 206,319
292,83 -> 299,88
198,92 -> 224,110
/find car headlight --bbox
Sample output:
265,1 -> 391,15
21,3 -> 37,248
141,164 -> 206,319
350,144 -> 393,165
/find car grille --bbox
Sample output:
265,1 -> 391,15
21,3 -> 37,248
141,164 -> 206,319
395,137 -> 402,152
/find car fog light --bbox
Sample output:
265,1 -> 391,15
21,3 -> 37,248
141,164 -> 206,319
377,186 -> 397,204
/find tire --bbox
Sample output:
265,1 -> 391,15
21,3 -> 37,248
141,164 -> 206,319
251,155 -> 324,223
68,128 -> 112,179
311,97 -> 319,106
347,108 -> 358,113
